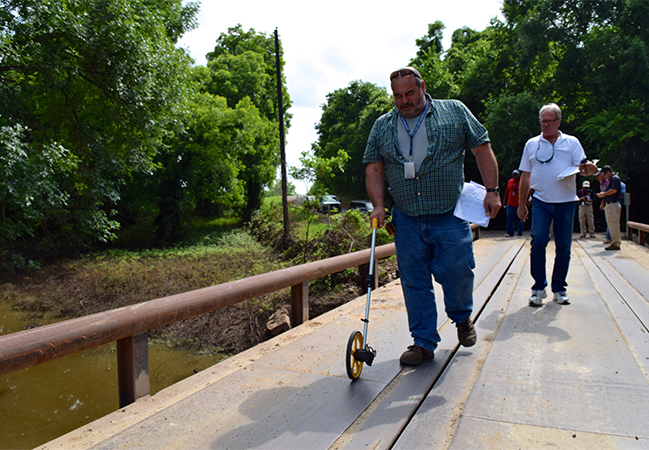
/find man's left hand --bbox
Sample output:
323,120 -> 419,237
579,160 -> 598,176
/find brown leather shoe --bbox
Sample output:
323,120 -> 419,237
457,318 -> 477,347
399,345 -> 434,366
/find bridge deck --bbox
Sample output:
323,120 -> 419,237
40,232 -> 649,449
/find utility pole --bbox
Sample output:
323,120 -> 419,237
274,28 -> 290,242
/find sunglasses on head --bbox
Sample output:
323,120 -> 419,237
390,68 -> 421,80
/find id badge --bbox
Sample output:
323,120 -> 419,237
404,161 -> 415,179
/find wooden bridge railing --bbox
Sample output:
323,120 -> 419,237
627,221 -> 649,246
0,224 -> 480,408
0,243 -> 393,407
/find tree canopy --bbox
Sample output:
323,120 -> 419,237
0,0 -> 200,252
1,7 -> 292,264
3,0 -> 649,270
311,80 -> 392,197
311,0 -> 649,224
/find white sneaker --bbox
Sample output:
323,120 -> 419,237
529,289 -> 547,306
554,291 -> 570,304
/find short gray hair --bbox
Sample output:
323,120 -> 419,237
539,103 -> 561,120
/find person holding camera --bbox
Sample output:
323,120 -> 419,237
363,66 -> 500,366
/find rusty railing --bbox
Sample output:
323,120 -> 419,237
627,221 -> 649,246
0,243 -> 394,406
0,223 -> 480,408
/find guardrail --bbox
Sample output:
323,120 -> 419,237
627,221 -> 649,246
0,224 -> 479,409
0,243 -> 393,407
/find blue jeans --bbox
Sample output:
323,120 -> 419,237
392,207 -> 475,351
506,204 -> 524,236
529,198 -> 576,293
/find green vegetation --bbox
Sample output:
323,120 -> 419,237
1,3 -> 290,271
310,1 -> 649,227
3,0 -> 648,277
1,205 -> 396,353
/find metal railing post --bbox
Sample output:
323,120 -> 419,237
291,281 -> 309,326
117,331 -> 149,408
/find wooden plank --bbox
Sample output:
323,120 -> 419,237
451,241 -> 649,446
449,416 -> 649,449
575,242 -> 649,379
91,366 -> 387,450
392,240 -> 529,449
333,239 -> 527,449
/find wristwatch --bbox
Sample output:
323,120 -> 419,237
486,187 -> 500,193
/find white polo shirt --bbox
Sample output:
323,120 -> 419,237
518,131 -> 585,203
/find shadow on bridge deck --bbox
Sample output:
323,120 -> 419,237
40,232 -> 649,449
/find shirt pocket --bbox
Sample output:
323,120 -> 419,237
427,124 -> 465,167
379,139 -> 407,164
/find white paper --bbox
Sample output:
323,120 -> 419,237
557,165 -> 580,180
453,181 -> 490,228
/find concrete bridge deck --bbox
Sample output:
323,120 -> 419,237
40,232 -> 649,449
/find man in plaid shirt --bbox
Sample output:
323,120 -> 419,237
363,67 -> 501,366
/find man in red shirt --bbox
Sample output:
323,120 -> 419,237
504,169 -> 523,237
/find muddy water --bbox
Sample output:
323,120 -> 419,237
0,301 -> 225,449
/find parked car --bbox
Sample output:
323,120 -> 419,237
349,200 -> 374,214
318,195 -> 342,213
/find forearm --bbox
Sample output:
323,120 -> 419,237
365,163 -> 385,208
518,172 -> 530,207
472,142 -> 501,217
366,162 -> 387,226
473,142 -> 499,189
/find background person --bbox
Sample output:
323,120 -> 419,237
504,169 -> 524,237
595,168 -> 609,241
363,66 -> 501,366
577,180 -> 596,238
596,165 -> 622,250
517,103 -> 597,307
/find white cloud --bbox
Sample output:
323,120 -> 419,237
178,0 -> 504,193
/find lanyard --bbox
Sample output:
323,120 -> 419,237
399,100 -> 429,161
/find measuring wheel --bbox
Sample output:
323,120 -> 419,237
346,330 -> 364,380
344,218 -> 379,381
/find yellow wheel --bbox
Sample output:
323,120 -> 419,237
346,331 -> 364,380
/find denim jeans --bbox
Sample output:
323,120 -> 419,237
392,207 -> 475,351
506,204 -> 524,236
529,198 -> 576,293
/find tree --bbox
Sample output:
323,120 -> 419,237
414,21 -> 446,59
0,0 -> 199,252
312,81 -> 392,198
483,93 -> 543,181
498,0 -> 649,222
290,150 -> 350,196
410,21 -> 458,100
0,125 -> 77,252
205,25 -> 291,221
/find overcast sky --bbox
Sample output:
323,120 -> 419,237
177,0 -> 505,194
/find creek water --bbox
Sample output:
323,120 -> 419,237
0,300 -> 225,449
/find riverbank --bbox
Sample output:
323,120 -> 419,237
0,227 -> 397,356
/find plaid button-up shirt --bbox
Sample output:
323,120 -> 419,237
363,97 -> 489,216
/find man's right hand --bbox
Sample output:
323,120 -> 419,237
518,204 -> 528,222
369,209 -> 386,229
